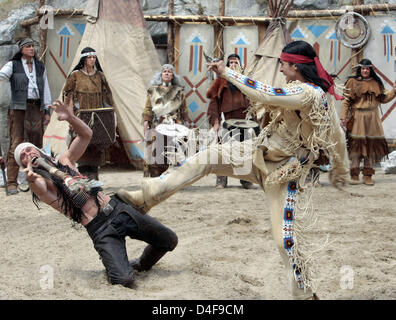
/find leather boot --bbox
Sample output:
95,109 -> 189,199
363,175 -> 374,186
362,167 -> 375,186
117,189 -> 148,213
349,167 -> 361,185
349,175 -> 361,185
130,245 -> 168,272
117,151 -> 213,211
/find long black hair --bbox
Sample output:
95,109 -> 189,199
352,58 -> 384,91
31,153 -> 102,224
11,48 -> 39,61
281,40 -> 330,92
68,47 -> 103,76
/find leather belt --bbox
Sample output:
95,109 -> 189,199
27,99 -> 41,105
102,198 -> 118,216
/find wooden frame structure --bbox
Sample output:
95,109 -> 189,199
21,1 -> 396,67
19,1 -> 396,147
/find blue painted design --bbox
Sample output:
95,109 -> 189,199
189,101 -> 199,113
381,25 -> 395,34
194,45 -> 198,76
291,28 -> 305,39
191,36 -> 202,43
236,38 -> 246,45
63,37 -> 67,64
130,144 -> 144,159
329,32 -> 338,40
73,23 -> 86,36
306,25 -> 328,38
239,47 -> 243,63
387,34 -> 391,62
333,40 -> 338,69
58,26 -> 72,36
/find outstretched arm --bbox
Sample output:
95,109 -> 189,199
207,61 -> 313,111
52,99 -> 92,167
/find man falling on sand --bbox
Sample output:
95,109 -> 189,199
14,98 -> 178,288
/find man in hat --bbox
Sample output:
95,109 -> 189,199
0,37 -> 52,195
206,53 -> 254,189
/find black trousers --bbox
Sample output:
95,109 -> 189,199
85,195 -> 178,287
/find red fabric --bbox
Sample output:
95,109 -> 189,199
280,52 -> 344,100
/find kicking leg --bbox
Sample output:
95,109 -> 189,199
117,145 -> 259,212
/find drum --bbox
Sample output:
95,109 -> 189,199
79,107 -> 116,147
155,123 -> 190,138
223,119 -> 260,141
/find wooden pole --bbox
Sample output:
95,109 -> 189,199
351,0 -> 363,68
213,0 -> 225,59
20,4 -> 396,28
167,0 -> 175,64
38,0 -> 47,62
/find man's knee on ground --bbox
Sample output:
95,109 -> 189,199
164,230 -> 178,251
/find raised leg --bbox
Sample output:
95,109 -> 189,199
117,145 -> 259,212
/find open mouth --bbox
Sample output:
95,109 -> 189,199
31,156 -> 38,165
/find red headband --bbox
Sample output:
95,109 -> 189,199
280,52 -> 343,100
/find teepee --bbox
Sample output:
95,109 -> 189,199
244,0 -> 294,121
43,0 -> 161,169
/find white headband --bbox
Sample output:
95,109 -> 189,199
359,64 -> 372,67
81,52 -> 97,58
14,142 -> 41,168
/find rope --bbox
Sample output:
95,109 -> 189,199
67,9 -> 79,19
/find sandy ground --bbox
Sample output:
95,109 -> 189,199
0,166 -> 395,300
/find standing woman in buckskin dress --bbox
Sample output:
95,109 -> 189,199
63,47 -> 115,180
341,59 -> 396,186
142,64 -> 191,177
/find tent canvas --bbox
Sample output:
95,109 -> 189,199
43,0 -> 161,168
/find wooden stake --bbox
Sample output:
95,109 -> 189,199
167,0 -> 175,64
214,0 -> 225,59
38,0 -> 47,62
